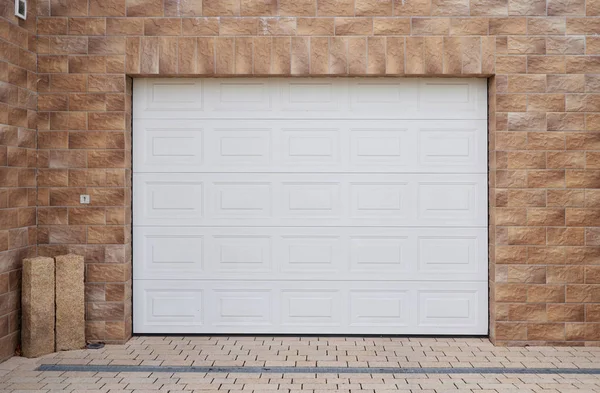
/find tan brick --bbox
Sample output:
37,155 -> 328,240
489,17 -> 526,34
335,18 -> 372,35
567,284 -> 600,302
317,0 -> 354,15
507,227 -> 546,246
280,0 -> 316,15
527,170 -> 565,188
203,0 -> 240,16
495,322 -> 527,340
432,0 -> 469,15
496,246 -> 527,264
471,0 -> 508,15
548,304 -> 584,322
508,0 -> 546,15
527,56 -> 565,73
547,227 -> 585,245
373,18 -> 410,35
496,56 -> 526,73
547,266 -> 584,284
508,304 -> 547,322
507,112 -> 546,131
509,265 -> 547,285
297,18 -> 334,35
587,37 -> 600,55
310,37 -> 328,74
496,208 -> 527,225
496,283 -> 528,302
547,151 -> 585,169
527,208 -> 565,226
393,0 -> 431,15
412,18 -> 450,35
241,0 -> 277,15
567,17 -> 600,34
547,113 -> 585,131
528,323 -> 565,341
91,0 -> 126,16
356,0 -> 393,15
529,285 -> 565,302
548,189 -> 585,206
507,75 -> 546,93
507,37 -> 545,54
528,17 -> 566,34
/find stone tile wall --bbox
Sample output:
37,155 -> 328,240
2,0 -> 600,358
0,0 -> 37,361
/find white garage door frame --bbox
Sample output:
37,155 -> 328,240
132,77 -> 489,335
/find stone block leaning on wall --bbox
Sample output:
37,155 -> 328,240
22,257 -> 55,358
55,254 -> 86,351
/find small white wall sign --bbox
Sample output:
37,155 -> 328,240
15,0 -> 26,20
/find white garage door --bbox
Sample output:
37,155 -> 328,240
133,78 -> 488,335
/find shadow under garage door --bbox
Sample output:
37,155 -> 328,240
132,77 -> 488,334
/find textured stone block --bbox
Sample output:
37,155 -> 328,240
22,257 -> 55,358
55,254 -> 85,351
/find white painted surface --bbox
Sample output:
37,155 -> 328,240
133,78 -> 488,335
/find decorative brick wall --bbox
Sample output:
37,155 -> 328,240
0,0 -> 37,361
1,0 -> 597,354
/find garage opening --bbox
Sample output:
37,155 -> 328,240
132,78 -> 488,335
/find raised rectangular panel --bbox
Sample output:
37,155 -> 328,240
281,290 -> 341,326
422,82 -> 470,103
418,290 -> 478,327
214,82 -> 271,111
418,129 -> 478,167
418,236 -> 478,274
212,183 -> 271,218
213,290 -> 272,325
145,80 -> 203,111
144,181 -> 203,221
212,236 -> 271,272
350,291 -> 409,326
141,128 -> 203,169
145,289 -> 203,325
281,82 -> 339,111
281,236 -> 340,272
350,183 -> 407,218
282,129 -> 340,164
214,128 -> 271,165
418,80 -> 484,117
350,81 -> 416,112
282,183 -> 340,217
145,234 -> 203,273
350,237 -> 408,272
350,130 -> 408,166
418,182 -> 478,222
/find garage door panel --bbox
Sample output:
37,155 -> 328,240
133,227 -> 486,281
134,119 -> 486,173
134,78 -> 486,120
134,120 -> 487,173
134,280 -> 487,334
134,173 -> 486,226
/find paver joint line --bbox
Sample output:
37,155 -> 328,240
35,364 -> 600,375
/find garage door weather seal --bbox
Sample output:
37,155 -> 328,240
36,364 -> 600,375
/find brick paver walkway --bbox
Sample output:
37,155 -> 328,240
1,337 -> 600,392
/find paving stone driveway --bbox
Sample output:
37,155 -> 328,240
2,337 -> 600,392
